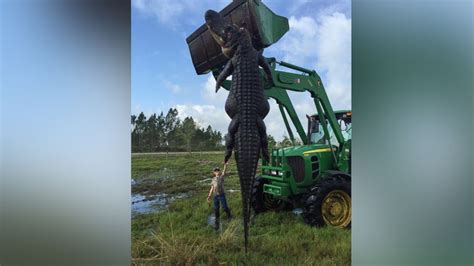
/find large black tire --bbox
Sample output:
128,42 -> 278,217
251,176 -> 289,214
303,177 -> 351,228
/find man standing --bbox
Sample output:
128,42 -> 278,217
207,162 -> 232,230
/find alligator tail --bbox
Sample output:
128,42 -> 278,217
235,112 -> 261,253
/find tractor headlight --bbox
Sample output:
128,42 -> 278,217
271,170 -> 283,176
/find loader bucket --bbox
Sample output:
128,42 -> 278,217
186,0 -> 289,75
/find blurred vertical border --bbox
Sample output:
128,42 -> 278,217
352,0 -> 473,265
1,0 -> 131,264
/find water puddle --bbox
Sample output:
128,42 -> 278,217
132,191 -> 189,216
145,167 -> 177,181
206,213 -> 233,231
207,213 -> 216,227
292,208 -> 303,216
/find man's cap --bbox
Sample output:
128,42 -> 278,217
213,167 -> 221,172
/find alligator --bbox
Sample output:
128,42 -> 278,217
205,9 -> 274,253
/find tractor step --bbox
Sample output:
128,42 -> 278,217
261,174 -> 284,182
263,183 -> 290,196
261,165 -> 284,171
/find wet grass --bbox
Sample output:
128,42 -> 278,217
132,153 -> 351,265
132,153 -> 241,196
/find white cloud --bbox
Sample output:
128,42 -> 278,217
175,100 -> 293,141
263,92 -> 320,141
132,0 -> 187,26
175,104 -> 230,134
264,100 -> 291,140
288,0 -> 311,14
201,75 -> 228,102
269,12 -> 351,110
180,75 -> 312,141
163,80 -> 183,94
173,75 -> 230,135
132,0 -> 228,28
315,13 -> 351,110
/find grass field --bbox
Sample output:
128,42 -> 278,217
132,153 -> 351,265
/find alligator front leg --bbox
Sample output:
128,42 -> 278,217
224,114 -> 239,163
215,59 -> 234,92
258,53 -> 274,87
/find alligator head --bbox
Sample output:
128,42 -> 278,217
205,9 -> 248,58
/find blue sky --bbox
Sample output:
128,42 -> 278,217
132,0 -> 351,140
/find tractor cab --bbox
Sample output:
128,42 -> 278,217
308,110 -> 352,145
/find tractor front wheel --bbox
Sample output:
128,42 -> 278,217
251,176 -> 289,214
303,177 -> 351,228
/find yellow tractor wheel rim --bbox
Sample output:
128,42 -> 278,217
321,190 -> 351,228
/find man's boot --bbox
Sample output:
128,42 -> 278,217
214,208 -> 220,231
225,208 -> 232,219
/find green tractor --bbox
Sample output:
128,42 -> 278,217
252,107 -> 352,228
186,0 -> 351,228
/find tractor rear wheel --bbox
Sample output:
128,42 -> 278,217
303,177 -> 351,228
251,176 -> 289,213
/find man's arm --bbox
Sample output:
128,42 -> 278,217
207,185 -> 214,202
222,161 -> 229,177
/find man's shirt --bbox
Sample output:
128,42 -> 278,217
211,175 -> 225,195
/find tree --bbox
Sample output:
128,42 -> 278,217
145,114 -> 159,152
132,112 -> 147,152
164,108 -> 181,151
193,128 -> 207,151
279,135 -> 293,147
181,117 -> 197,152
267,135 -> 277,150
294,138 -> 303,146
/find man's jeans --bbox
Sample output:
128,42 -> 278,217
213,193 -> 229,211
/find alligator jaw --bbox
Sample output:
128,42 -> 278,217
205,10 -> 227,46
205,9 -> 239,58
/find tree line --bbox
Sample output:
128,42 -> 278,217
131,108 -> 224,152
131,108 -> 301,153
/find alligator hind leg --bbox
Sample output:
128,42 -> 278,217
257,117 -> 270,162
257,97 -> 270,119
224,114 -> 240,163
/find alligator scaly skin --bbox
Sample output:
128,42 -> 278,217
215,30 -> 271,253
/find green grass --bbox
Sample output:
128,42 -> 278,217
132,153 -> 241,196
132,153 -> 351,265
